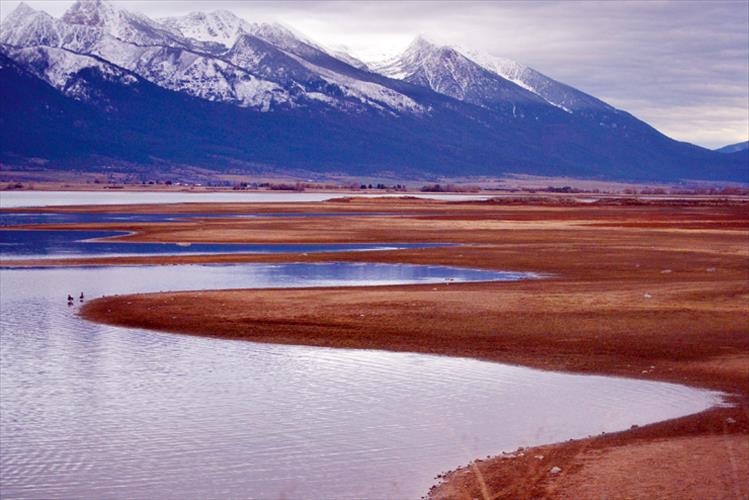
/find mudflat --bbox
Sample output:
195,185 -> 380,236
10,196 -> 748,498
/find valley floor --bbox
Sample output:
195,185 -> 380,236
6,196 -> 748,498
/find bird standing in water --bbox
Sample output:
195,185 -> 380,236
79,292 -> 85,302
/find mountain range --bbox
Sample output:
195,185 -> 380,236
1,0 -> 746,182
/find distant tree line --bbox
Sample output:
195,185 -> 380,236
420,183 -> 481,193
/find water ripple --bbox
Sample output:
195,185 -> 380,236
0,264 -> 722,499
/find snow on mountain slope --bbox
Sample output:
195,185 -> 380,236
161,10 -> 322,59
160,10 -> 252,48
0,3 -> 101,51
371,36 -> 550,116
371,35 -> 628,125
3,4 -> 747,182
2,1 -> 663,138
325,45 -> 369,70
61,0 -> 186,47
0,3 -> 58,46
225,34 -> 422,113
102,43 -> 288,110
0,2 -> 180,53
462,49 -> 614,114
225,34 -> 318,84
246,22 -> 324,58
2,1 -> 425,114
0,7 -> 289,110
301,56 -> 423,114
1,44 -> 137,104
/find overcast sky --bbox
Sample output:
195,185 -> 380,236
2,0 -> 747,149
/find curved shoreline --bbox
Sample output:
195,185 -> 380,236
79,276 -> 748,498
15,198 -> 749,497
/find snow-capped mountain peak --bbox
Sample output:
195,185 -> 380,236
3,1 -> 36,24
0,3 -> 614,119
371,35 -> 548,112
58,0 -> 185,47
160,11 -> 322,57
370,36 -> 615,116
410,34 -> 443,51
61,0 -> 117,27
0,3 -> 68,49
2,3 -> 743,183
160,10 -> 252,47
5,44 -> 138,94
405,34 -> 433,52
374,35 -> 470,80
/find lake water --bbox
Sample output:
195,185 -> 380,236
0,212 -> 400,227
0,191 -> 489,208
0,229 -> 449,260
0,263 -> 722,499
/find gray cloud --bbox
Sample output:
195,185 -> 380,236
1,0 -> 747,148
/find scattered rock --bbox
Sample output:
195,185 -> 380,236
644,293 -> 652,299
550,466 -> 562,474
706,267 -> 717,272
534,455 -> 544,460
660,269 -> 672,273
726,417 -> 737,424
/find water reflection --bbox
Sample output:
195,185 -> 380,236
0,212 -> 400,227
0,264 -> 721,499
0,191 -> 489,208
0,230 -> 449,260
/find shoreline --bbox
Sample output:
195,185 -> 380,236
6,198 -> 749,497
78,277 -> 748,394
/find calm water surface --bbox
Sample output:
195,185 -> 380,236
0,191 -> 489,208
0,263 -> 721,499
0,211 -> 443,259
0,230 -> 448,260
0,212 -> 401,227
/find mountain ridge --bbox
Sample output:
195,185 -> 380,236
1,0 -> 745,182
715,141 -> 749,154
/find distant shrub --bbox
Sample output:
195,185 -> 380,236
421,183 -> 480,193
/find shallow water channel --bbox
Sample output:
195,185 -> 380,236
0,212 -> 447,260
0,229 -> 448,260
0,262 -> 722,499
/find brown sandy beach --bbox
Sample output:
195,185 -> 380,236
5,197 -> 748,498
